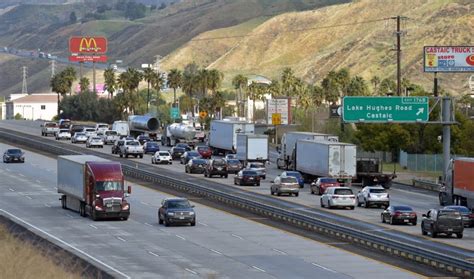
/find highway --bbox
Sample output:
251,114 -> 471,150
1,120 -> 472,252
0,140 -> 423,279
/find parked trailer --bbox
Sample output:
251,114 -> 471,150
57,155 -> 131,221
209,120 -> 255,155
440,158 -> 474,209
236,134 -> 269,163
277,132 -> 338,169
293,139 -> 356,182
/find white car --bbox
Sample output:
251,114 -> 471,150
104,130 -> 120,145
71,132 -> 88,144
86,136 -> 104,148
95,123 -> 109,134
320,187 -> 356,210
356,185 -> 390,208
83,127 -> 97,138
55,129 -> 71,140
152,151 -> 172,165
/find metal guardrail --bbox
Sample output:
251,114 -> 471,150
0,128 -> 472,278
412,179 -> 440,192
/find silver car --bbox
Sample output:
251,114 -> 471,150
152,151 -> 172,165
86,136 -> 104,148
71,132 -> 88,143
320,187 -> 356,210
246,162 -> 266,179
356,185 -> 390,208
55,129 -> 71,140
271,176 -> 299,197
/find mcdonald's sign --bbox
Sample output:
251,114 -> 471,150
69,36 -> 107,54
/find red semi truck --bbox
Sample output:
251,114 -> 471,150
58,155 -> 131,221
439,158 -> 474,209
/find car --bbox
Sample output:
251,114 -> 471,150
82,127 -> 97,138
176,143 -> 192,151
158,198 -> 196,227
137,135 -> 151,145
225,154 -> 237,160
86,136 -> 104,148
226,159 -> 243,174
95,123 -> 109,134
69,125 -> 84,137
204,159 -> 228,178
356,185 -> 390,208
58,119 -> 71,129
443,206 -> 474,228
194,127 -> 206,142
271,175 -> 300,196
170,147 -> 186,160
310,177 -> 341,195
71,132 -> 88,144
119,140 -> 144,158
3,149 -> 25,163
185,158 -> 208,174
180,151 -> 201,165
246,162 -> 266,179
381,205 -> 417,225
152,151 -> 172,165
320,187 -> 356,210
196,146 -> 212,159
281,171 -> 304,188
103,130 -> 119,145
112,139 -> 124,154
234,170 -> 261,186
41,122 -> 59,136
143,141 -> 160,154
55,129 -> 71,140
421,208 -> 464,238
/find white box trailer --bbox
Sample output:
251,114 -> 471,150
277,132 -> 338,169
236,134 -> 269,162
294,139 -> 356,180
209,120 -> 255,154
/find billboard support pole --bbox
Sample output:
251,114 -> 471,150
92,62 -> 96,94
434,72 -> 438,97
79,62 -> 83,80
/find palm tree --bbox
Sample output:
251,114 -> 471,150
167,68 -> 182,106
117,68 -> 143,115
143,67 -> 156,112
248,82 -> 267,123
104,68 -> 117,98
182,63 -> 200,118
281,67 -> 296,96
208,69 -> 224,96
232,74 -> 248,117
197,68 -> 209,98
370,76 -> 381,95
62,67 -> 77,96
79,77 -> 90,92
50,73 -> 69,117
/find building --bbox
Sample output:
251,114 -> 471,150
2,93 -> 59,121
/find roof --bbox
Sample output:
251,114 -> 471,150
13,94 -> 60,104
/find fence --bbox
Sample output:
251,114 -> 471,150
399,150 -> 443,172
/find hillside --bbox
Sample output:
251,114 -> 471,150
162,0 -> 474,94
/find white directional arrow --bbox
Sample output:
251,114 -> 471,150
416,108 -> 424,116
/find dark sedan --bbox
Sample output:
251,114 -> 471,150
158,198 -> 196,226
137,135 -> 151,145
3,149 -> 25,163
234,170 -> 261,186
226,159 -> 243,174
170,147 -> 186,160
176,143 -> 192,151
185,158 -> 208,174
381,205 -> 417,225
180,151 -> 201,165
443,206 -> 474,227
143,141 -> 160,154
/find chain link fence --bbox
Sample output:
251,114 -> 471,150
399,150 -> 444,172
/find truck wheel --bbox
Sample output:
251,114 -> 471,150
125,154 -> 129,158
119,153 -> 123,158
61,195 -> 67,209
92,209 -> 98,221
164,218 -> 170,227
140,155 -> 143,159
79,203 -> 86,217
224,174 -> 228,178
295,192 -> 299,197
456,233 -> 463,239
421,228 -> 427,235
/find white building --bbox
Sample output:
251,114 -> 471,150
3,93 -> 59,121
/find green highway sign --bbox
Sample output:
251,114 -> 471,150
342,96 -> 429,123
170,107 -> 180,119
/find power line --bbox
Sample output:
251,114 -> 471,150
190,17 -> 390,42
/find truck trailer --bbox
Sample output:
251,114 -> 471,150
293,139 -> 356,182
352,158 -> 396,189
277,132 -> 338,169
209,120 -> 255,155
162,123 -> 197,147
58,155 -> 131,221
439,158 -> 474,209
236,134 -> 269,163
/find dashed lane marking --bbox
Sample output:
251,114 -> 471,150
312,262 -> 337,273
252,266 -> 266,273
185,268 -> 198,275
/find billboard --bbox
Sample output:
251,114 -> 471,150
266,97 -> 291,125
69,55 -> 107,63
424,46 -> 474,72
69,36 -> 108,54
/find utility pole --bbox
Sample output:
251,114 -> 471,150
391,15 -> 406,96
21,66 -> 28,94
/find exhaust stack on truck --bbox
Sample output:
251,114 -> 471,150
58,155 -> 131,221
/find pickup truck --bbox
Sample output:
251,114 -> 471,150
41,122 -> 59,137
421,208 -> 464,238
104,130 -> 120,145
119,140 -> 144,158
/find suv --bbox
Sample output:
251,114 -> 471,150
104,130 -> 119,145
320,187 -> 356,210
421,209 -> 464,238
356,185 -> 390,208
119,140 -> 144,158
271,175 -> 300,196
112,139 -> 124,154
41,122 -> 59,136
310,177 -> 340,195
158,198 -> 196,227
204,159 -> 228,178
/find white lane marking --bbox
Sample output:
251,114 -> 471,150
140,201 -> 150,206
116,236 -> 126,242
209,249 -> 222,255
8,188 -> 14,192
175,234 -> 186,240
312,262 -> 337,273
36,180 -> 41,183
231,234 -> 243,240
185,268 -> 198,275
272,248 -> 286,255
19,173 -> 25,177
0,209 -> 131,279
199,222 -> 208,226
66,213 -> 74,218
144,222 -> 153,227
44,203 -> 51,208
26,196 -> 32,200
148,251 -> 160,257
89,224 -> 98,229
252,266 -> 266,272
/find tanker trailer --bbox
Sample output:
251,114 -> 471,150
127,115 -> 160,138
161,123 -> 197,147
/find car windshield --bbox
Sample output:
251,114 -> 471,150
334,188 -> 353,195
192,159 -> 207,164
92,137 -> 101,140
45,123 -> 57,127
176,144 -> 189,148
159,152 -> 170,156
188,152 -> 199,156
243,171 -> 258,176
85,128 -> 95,132
76,133 -> 85,136
369,188 -> 386,193
321,178 -> 338,183
393,206 -> 413,211
106,131 -> 117,136
439,210 -> 461,219
167,200 -> 191,209
250,163 -> 264,168
96,181 -> 122,191
444,206 -> 470,213
281,177 -> 298,183
7,149 -> 22,154
213,160 -> 226,166
198,147 -> 210,151
127,141 -> 139,146
174,147 -> 185,152
139,136 -> 150,140
227,159 -> 240,164
98,124 -> 108,128
147,142 -> 158,147
287,172 -> 302,179
60,129 -> 69,133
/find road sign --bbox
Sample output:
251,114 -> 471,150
272,113 -> 281,125
199,111 -> 207,118
342,96 -> 429,123
170,107 -> 180,119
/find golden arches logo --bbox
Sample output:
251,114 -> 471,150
79,37 -> 100,52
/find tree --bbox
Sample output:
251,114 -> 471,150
321,71 -> 340,104
104,68 -> 117,98
117,68 -> 142,115
182,62 -> 200,118
167,68 -> 182,106
79,77 -> 90,92
347,76 -> 369,96
379,78 -> 396,96
370,76 -> 381,95
208,69 -> 224,96
281,67 -> 296,96
248,82 -> 267,123
50,72 -> 70,117
69,12 -> 77,24
61,67 -> 77,96
335,68 -> 351,97
232,74 -> 248,117
143,67 -> 158,112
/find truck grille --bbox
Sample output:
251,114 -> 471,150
103,197 -> 122,212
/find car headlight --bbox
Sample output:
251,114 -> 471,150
167,212 -> 175,216
189,212 -> 195,215
122,203 -> 130,210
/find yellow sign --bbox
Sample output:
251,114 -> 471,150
425,53 -> 438,68
272,113 -> 281,125
199,111 -> 208,118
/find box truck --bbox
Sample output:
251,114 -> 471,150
439,158 -> 474,209
293,139 -> 356,182
58,155 -> 131,221
277,132 -> 339,169
209,120 -> 255,155
236,134 -> 269,163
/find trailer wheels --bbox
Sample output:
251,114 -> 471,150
61,195 -> 67,209
79,202 -> 86,217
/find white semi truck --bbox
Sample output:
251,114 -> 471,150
236,134 -> 269,163
209,120 -> 255,155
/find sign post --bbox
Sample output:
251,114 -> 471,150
342,96 -> 429,123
